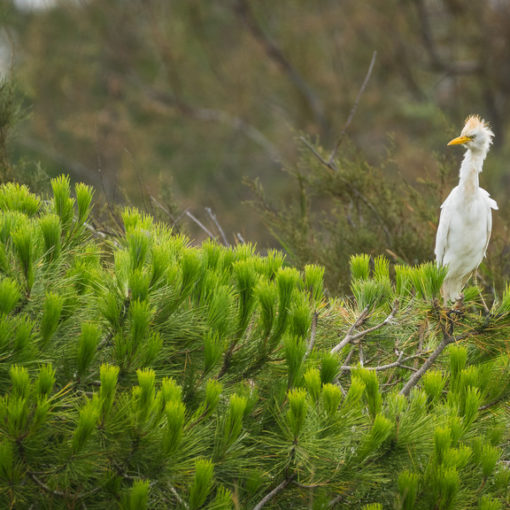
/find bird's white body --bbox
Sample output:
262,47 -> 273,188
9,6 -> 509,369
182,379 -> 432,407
434,116 -> 497,303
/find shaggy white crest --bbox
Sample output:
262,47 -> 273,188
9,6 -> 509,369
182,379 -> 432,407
435,115 -> 498,303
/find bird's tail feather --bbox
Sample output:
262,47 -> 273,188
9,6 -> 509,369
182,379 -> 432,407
441,275 -> 471,305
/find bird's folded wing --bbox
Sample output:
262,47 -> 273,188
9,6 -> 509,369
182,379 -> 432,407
434,203 -> 450,267
483,194 -> 497,257
483,209 -> 492,258
480,188 -> 498,210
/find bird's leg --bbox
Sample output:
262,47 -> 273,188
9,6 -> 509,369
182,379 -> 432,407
454,292 -> 464,312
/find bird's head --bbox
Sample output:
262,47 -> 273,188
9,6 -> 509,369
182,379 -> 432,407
447,115 -> 494,154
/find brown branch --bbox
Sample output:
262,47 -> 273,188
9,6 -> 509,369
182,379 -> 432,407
328,50 -> 377,163
252,475 -> 296,510
331,302 -> 397,354
415,0 -> 480,75
478,394 -> 509,412
400,331 -> 455,397
235,0 -> 325,129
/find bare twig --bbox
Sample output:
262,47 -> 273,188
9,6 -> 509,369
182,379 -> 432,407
235,0 -> 325,129
205,207 -> 229,246
331,302 -> 397,354
252,475 -> 295,510
168,483 -> 189,509
339,352 -> 423,372
305,311 -> 319,358
28,472 -> 66,498
300,136 -> 392,243
185,210 -> 215,239
328,50 -> 377,162
478,394 -> 509,412
328,493 -> 345,507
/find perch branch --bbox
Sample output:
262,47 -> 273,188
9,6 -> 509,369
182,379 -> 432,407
400,331 -> 456,396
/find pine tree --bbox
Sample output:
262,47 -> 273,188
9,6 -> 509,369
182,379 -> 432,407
0,178 -> 508,509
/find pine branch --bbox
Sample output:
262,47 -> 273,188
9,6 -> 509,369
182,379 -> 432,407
400,332 -> 454,396
168,483 -> 189,508
340,352 -> 422,372
28,472 -> 66,498
331,302 -> 397,354
252,474 -> 296,510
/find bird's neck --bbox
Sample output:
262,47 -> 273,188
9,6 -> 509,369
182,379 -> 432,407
458,150 -> 486,193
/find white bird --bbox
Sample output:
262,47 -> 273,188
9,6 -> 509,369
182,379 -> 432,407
435,115 -> 498,304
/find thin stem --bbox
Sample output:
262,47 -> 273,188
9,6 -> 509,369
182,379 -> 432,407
305,311 -> 318,358
205,207 -> 229,246
340,353 -> 423,372
400,332 -> 455,396
252,475 -> 295,510
28,472 -> 66,498
300,136 -> 392,243
185,210 -> 215,239
328,50 -> 377,162
331,303 -> 397,354
168,483 -> 189,509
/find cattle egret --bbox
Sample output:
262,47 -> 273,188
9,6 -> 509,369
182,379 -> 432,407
435,115 -> 498,304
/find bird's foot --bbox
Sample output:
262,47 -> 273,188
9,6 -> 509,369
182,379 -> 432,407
454,292 -> 464,312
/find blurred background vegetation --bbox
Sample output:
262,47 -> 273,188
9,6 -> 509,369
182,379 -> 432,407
1,0 -> 510,292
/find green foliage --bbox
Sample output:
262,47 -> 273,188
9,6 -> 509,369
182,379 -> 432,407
39,292 -> 64,347
189,458 -> 215,509
39,214 -> 62,261
76,322 -> 101,377
397,470 -> 420,510
0,183 -> 40,216
0,181 -> 507,509
123,480 -> 150,510
0,277 -> 20,314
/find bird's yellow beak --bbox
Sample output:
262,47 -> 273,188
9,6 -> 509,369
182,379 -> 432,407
447,135 -> 472,146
